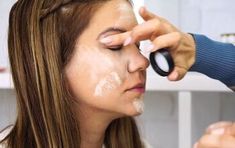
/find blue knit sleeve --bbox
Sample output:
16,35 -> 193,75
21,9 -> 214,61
189,34 -> 235,87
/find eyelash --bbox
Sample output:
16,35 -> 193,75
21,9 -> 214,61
108,45 -> 123,51
108,44 -> 140,51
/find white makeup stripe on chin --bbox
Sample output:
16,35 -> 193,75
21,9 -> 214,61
133,95 -> 144,113
94,72 -> 122,97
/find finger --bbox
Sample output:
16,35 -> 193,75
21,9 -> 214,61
139,6 -> 160,21
168,67 -> 187,81
99,31 -> 131,46
198,134 -> 235,148
224,122 -> 235,137
207,121 -> 233,132
228,123 -> 235,136
209,123 -> 235,137
148,32 -> 181,52
123,19 -> 163,46
100,19 -> 162,47
198,134 -> 220,148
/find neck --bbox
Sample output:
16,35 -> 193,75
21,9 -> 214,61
75,103 -> 116,148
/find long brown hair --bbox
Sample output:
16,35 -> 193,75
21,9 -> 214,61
1,0 -> 143,147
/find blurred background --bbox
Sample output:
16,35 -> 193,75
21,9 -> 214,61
1,0 -> 235,148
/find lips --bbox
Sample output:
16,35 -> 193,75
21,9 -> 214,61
126,83 -> 146,93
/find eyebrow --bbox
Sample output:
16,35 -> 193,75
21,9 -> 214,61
97,27 -> 127,40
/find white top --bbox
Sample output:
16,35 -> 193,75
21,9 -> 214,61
0,126 -> 152,148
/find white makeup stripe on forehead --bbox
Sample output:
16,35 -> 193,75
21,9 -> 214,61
133,95 -> 144,113
114,3 -> 136,28
117,3 -> 133,13
94,72 -> 122,97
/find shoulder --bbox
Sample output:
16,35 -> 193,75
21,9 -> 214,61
0,125 -> 13,147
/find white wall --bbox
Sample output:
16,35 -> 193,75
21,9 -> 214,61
180,0 -> 235,40
145,0 -> 180,28
0,89 -> 16,130
0,0 -> 16,68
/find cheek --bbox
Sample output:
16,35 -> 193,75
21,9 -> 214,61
65,45 -> 126,102
94,72 -> 122,97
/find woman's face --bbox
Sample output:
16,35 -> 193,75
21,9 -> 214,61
65,0 -> 149,117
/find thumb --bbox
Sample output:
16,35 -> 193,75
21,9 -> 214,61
168,67 -> 187,81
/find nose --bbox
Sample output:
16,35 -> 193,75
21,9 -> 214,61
127,46 -> 150,73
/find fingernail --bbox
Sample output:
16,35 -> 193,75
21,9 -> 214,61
100,37 -> 112,44
211,128 -> 225,135
171,71 -> 179,80
140,6 -> 145,13
208,123 -> 218,130
123,37 -> 132,46
208,122 -> 232,130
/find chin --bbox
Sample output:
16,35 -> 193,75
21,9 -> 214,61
132,111 -> 143,116
109,106 -> 144,119
122,109 -> 144,117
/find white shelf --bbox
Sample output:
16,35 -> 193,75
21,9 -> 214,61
146,73 -> 231,92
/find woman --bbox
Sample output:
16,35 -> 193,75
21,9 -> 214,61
0,0 -> 150,147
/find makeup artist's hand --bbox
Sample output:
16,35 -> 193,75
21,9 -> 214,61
194,121 -> 235,148
100,7 -> 196,81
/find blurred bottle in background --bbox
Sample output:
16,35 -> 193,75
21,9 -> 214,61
0,67 -> 6,73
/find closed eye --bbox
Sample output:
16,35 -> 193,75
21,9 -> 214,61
107,43 -> 140,51
108,45 -> 123,51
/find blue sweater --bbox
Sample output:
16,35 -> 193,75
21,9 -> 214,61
190,34 -> 235,87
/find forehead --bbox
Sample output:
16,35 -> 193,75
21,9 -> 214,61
89,0 -> 137,31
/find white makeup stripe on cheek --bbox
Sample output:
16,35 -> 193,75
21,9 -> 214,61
75,45 -> 123,97
133,95 -> 144,113
94,72 -> 122,97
